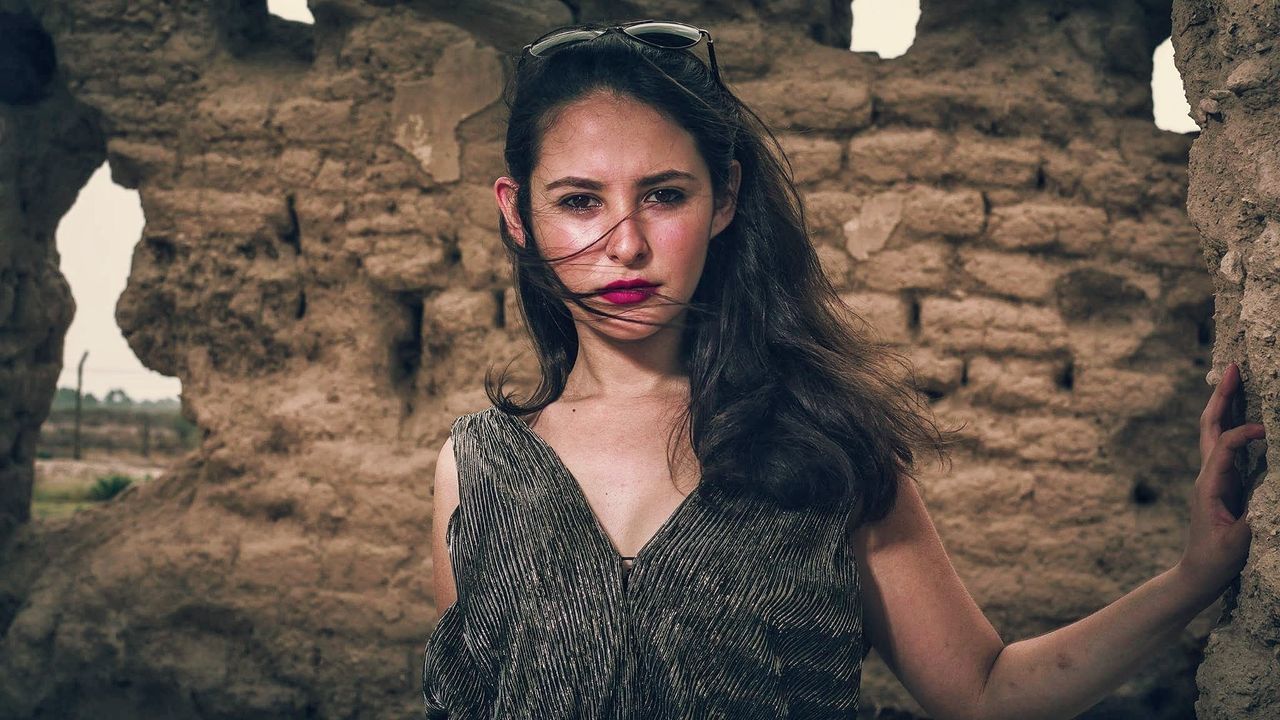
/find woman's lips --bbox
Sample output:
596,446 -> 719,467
599,286 -> 656,304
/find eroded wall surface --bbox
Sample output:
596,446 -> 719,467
0,0 -> 1269,718
1171,2 -> 1280,718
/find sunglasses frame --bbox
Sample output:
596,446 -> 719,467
519,19 -> 723,87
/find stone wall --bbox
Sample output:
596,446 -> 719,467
0,0 -> 1271,718
1171,2 -> 1280,718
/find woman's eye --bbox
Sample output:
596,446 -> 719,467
648,188 -> 685,204
560,194 -> 599,211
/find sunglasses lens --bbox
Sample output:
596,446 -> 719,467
529,29 -> 601,56
624,22 -> 702,49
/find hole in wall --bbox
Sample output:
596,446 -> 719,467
268,0 -> 315,25
1131,480 -> 1159,505
390,291 -> 424,389
41,162 -> 191,521
493,290 -> 506,329
905,294 -> 921,331
1056,359 -> 1074,391
212,0 -> 314,61
849,0 -> 920,59
1152,37 -> 1199,134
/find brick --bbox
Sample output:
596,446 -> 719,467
272,98 -> 354,144
946,134 -> 1042,187
838,291 -> 911,344
735,78 -> 873,132
777,134 -> 843,183
192,86 -> 273,140
902,187 -> 986,238
939,403 -> 1101,463
1071,365 -> 1178,415
988,201 -> 1107,255
959,248 -> 1064,300
1109,212 -> 1205,269
1043,140 -> 1146,210
905,347 -> 966,396
850,241 -> 953,292
424,288 -> 498,335
847,127 -> 949,183
920,296 -> 1068,355
457,224 -> 509,288
803,190 -> 861,243
843,192 -> 903,260
1061,317 -> 1158,366
105,137 -> 176,187
363,237 -> 451,292
277,148 -> 323,186
966,355 -> 1070,410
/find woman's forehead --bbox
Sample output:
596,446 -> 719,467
534,95 -> 706,184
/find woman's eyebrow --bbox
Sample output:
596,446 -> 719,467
543,169 -> 698,192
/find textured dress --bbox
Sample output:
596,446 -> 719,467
422,406 -> 870,719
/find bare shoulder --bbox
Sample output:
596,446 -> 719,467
431,434 -> 461,621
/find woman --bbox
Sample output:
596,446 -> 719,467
423,19 -> 1266,719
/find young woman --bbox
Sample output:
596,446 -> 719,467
422,19 -> 1267,720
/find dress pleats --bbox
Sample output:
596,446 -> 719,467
422,406 -> 868,719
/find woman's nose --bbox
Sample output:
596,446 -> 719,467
604,209 -> 649,263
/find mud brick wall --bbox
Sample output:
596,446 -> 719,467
1170,2 -> 1280,718
0,0 -> 1272,718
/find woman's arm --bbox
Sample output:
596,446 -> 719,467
971,564 -> 1221,720
430,436 -> 461,625
852,362 -> 1265,720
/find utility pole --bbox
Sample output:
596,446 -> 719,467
74,351 -> 87,460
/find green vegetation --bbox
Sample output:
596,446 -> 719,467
32,471 -> 150,519
88,474 -> 133,501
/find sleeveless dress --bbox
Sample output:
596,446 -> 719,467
422,406 -> 870,719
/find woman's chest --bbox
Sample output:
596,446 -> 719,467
527,409 -> 701,559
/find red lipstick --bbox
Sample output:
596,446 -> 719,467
599,278 -> 658,305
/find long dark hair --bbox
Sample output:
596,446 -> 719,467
485,23 -> 961,529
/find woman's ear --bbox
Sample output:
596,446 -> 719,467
494,176 -> 526,247
710,160 -> 742,240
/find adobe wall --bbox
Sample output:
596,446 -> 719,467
0,0 -> 1271,718
1170,2 -> 1280,718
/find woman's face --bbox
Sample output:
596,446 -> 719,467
495,92 -> 740,341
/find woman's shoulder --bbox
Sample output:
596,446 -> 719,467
451,405 -> 502,425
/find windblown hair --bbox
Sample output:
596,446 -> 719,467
485,22 -> 962,530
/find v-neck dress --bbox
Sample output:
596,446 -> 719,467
422,406 -> 869,719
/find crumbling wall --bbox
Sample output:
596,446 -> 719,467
0,0 -> 1267,718
1170,2 -> 1280,718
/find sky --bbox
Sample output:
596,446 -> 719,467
54,0 -> 1199,402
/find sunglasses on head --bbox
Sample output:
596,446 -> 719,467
519,19 -> 723,87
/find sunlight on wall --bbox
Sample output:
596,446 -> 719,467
1152,37 -> 1199,134
54,162 -> 181,402
850,0 -> 920,59
268,0 -> 314,24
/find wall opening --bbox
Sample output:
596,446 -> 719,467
1152,36 -> 1198,134
268,0 -> 314,25
849,0 -> 920,59
38,162 -> 191,520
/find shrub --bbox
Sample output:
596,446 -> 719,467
89,474 -> 133,501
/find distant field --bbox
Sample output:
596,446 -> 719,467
38,406 -> 198,460
32,405 -> 193,519
33,455 -> 174,520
